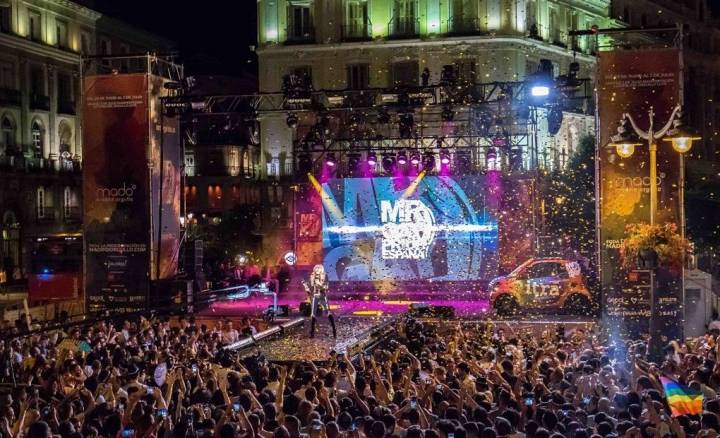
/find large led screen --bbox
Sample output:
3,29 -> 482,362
321,176 -> 499,283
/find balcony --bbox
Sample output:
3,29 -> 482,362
286,26 -> 315,45
30,94 -> 50,111
0,88 -> 21,106
341,21 -> 372,42
57,99 -> 76,115
63,206 -> 81,223
389,17 -> 420,39
446,16 -> 484,36
37,208 -> 56,223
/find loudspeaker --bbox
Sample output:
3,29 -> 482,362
409,304 -> 455,319
183,240 -> 203,273
299,302 -> 312,316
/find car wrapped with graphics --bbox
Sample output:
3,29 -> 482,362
489,258 -> 592,316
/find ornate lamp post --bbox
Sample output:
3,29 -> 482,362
608,105 -> 700,358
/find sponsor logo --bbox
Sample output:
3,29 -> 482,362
607,173 -> 666,192
96,183 -> 137,203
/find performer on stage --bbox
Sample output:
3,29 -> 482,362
303,264 -> 337,339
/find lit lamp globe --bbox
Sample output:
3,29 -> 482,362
614,142 -> 637,158
663,126 -> 700,153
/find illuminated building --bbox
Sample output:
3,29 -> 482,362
254,0 -> 618,178
0,0 -> 173,287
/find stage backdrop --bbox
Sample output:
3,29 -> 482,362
598,48 -> 683,340
83,73 -> 181,313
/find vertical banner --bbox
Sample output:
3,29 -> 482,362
149,76 -> 182,280
598,48 -> 683,341
83,74 -> 150,313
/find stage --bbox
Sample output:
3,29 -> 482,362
198,292 -> 597,362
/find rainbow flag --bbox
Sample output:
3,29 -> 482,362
660,376 -> 704,417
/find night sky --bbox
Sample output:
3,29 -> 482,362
93,0 -> 258,78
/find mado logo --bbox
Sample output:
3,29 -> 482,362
96,183 -> 137,203
608,173 -> 665,193
380,200 -> 436,260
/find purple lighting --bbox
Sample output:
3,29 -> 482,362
410,154 -> 420,165
367,153 -> 377,166
397,151 -> 407,165
325,153 -> 336,167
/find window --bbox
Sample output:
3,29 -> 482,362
30,66 -> 45,96
0,60 -> 14,89
455,59 -> 476,84
288,1 -> 313,40
548,8 -> 560,43
392,0 -> 418,35
57,72 -> 73,102
80,32 -> 90,54
1,115 -> 15,152
185,186 -> 198,209
28,10 -> 41,41
207,185 -> 223,210
119,44 -> 129,72
56,20 -> 68,48
0,3 -> 10,33
347,63 -> 369,89
100,38 -> 111,55
227,147 -> 240,176
31,120 -> 43,158
184,150 -> 195,176
526,0 -> 538,35
391,60 -> 419,87
58,121 -> 72,160
527,262 -> 565,279
63,187 -> 79,219
345,0 -> 369,39
36,187 -> 45,219
288,65 -> 312,90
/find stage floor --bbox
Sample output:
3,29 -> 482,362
202,294 -> 491,318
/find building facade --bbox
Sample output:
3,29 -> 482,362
0,0 -> 173,285
252,0 -> 615,184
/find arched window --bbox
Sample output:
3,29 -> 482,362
31,120 -> 44,158
1,115 -> 15,154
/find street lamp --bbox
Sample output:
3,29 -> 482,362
608,105 -> 700,360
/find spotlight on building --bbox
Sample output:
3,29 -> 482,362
410,152 -> 420,166
440,148 -> 451,165
367,152 -> 378,167
397,150 -> 408,165
325,153 -> 337,167
382,155 -> 396,173
422,151 -> 436,171
528,59 -> 554,103
286,113 -> 298,128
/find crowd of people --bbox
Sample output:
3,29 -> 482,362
0,313 -> 717,438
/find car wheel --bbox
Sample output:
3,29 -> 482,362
494,295 -> 519,317
564,294 -> 592,316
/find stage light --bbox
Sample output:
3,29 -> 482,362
440,149 -> 451,165
422,152 -> 436,171
367,152 -> 377,167
486,147 -> 497,161
397,150 -> 408,165
286,113 -> 298,128
531,86 -> 550,97
441,106 -> 455,121
410,153 -> 420,165
325,153 -> 337,167
382,155 -> 396,173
